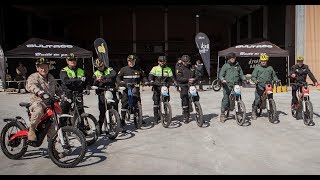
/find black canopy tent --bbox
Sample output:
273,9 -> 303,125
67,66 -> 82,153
217,41 -> 290,85
3,38 -> 94,88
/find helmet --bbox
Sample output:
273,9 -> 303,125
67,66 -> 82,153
260,53 -> 269,61
181,55 -> 190,62
226,52 -> 236,59
296,56 -> 304,61
94,58 -> 105,68
158,56 -> 167,62
35,57 -> 50,65
127,54 -> 137,61
66,53 -> 77,61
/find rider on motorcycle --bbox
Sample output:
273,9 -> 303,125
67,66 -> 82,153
219,52 -> 246,123
175,54 -> 199,123
116,55 -> 149,132
93,58 -> 118,134
59,53 -> 87,125
25,57 -> 63,141
149,55 -> 176,124
251,53 -> 280,120
290,56 -> 318,109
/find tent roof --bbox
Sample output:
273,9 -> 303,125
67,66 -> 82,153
218,41 -> 289,57
5,38 -> 93,58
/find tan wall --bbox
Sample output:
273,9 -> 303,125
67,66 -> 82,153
305,5 -> 320,83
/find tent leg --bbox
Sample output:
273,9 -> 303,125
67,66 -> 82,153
91,57 -> 94,75
217,56 -> 220,79
287,56 -> 290,86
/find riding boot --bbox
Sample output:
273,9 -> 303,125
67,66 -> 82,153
98,119 -> 104,135
28,124 -> 37,141
252,105 -> 257,120
153,106 -> 160,124
120,111 -> 127,133
182,107 -> 190,124
220,109 -> 226,123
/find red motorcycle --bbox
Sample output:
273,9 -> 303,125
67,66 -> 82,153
291,82 -> 314,126
0,95 -> 87,168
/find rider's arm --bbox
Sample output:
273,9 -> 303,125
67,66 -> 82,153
92,74 -> 100,86
219,64 -> 227,81
239,66 -> 246,81
25,74 -> 41,95
116,68 -> 124,84
271,67 -> 279,82
59,69 -> 82,87
176,68 -> 188,83
251,67 -> 258,83
306,66 -> 318,83
140,69 -> 149,83
148,67 -> 156,82
290,65 -> 296,76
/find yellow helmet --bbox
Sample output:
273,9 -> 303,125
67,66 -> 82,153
260,53 -> 269,61
296,56 -> 304,61
95,58 -> 105,68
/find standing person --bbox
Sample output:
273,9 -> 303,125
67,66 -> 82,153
16,61 -> 28,93
195,59 -> 204,91
59,53 -> 87,125
92,58 -> 118,133
149,55 -> 176,124
219,52 -> 246,122
116,54 -> 149,132
25,57 -> 63,141
175,57 -> 183,92
251,53 -> 280,120
176,55 -> 199,123
290,56 -> 318,108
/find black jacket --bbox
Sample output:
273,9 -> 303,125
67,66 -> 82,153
59,67 -> 86,97
290,64 -> 317,83
116,65 -> 148,85
176,64 -> 198,84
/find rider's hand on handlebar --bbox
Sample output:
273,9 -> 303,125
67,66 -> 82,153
188,78 -> 195,84
37,90 -> 49,99
314,82 -> 319,87
291,74 -> 296,78
81,77 -> 86,82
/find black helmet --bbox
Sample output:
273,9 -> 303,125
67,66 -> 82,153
35,57 -> 50,65
226,52 -> 236,60
158,55 -> 167,62
66,53 -> 77,61
127,54 -> 137,61
181,55 -> 190,62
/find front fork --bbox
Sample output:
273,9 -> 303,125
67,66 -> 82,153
56,114 -> 73,146
105,109 -> 110,131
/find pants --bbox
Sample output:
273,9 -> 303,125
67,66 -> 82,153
221,84 -> 233,113
98,91 -> 119,124
16,75 -> 25,92
29,101 -> 55,139
253,86 -> 265,107
180,85 -> 190,117
198,76 -> 203,90
292,85 -> 302,105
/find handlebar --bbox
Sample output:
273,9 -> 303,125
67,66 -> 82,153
149,82 -> 175,86
91,86 -> 115,91
290,82 -> 314,86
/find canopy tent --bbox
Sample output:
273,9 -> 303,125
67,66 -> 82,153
2,38 -> 94,89
217,41 -> 290,85
5,38 -> 92,58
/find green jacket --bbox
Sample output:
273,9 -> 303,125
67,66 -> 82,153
219,61 -> 245,84
251,65 -> 279,89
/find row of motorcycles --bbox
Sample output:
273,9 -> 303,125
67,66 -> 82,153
213,80 -> 314,126
0,82 -> 203,168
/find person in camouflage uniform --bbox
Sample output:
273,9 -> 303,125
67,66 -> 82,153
26,57 -> 63,141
